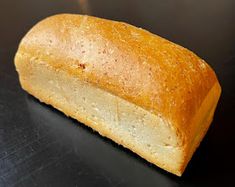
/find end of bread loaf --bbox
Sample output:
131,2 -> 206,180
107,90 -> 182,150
14,14 -> 221,176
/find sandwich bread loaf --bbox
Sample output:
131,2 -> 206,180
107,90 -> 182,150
14,14 -> 221,176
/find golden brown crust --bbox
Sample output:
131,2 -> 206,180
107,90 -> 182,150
15,14 -> 221,176
17,14 -> 219,144
179,82 -> 221,174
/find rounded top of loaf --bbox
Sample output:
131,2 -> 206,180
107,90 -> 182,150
16,14 -> 220,144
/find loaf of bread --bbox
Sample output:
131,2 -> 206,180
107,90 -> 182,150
14,14 -> 221,176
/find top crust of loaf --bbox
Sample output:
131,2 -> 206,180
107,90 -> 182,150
16,14 -> 220,145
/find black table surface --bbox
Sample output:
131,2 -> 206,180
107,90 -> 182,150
1,0 -> 235,186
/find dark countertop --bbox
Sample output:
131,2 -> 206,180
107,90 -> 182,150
1,0 -> 235,186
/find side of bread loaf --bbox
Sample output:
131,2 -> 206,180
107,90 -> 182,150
14,14 -> 221,176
